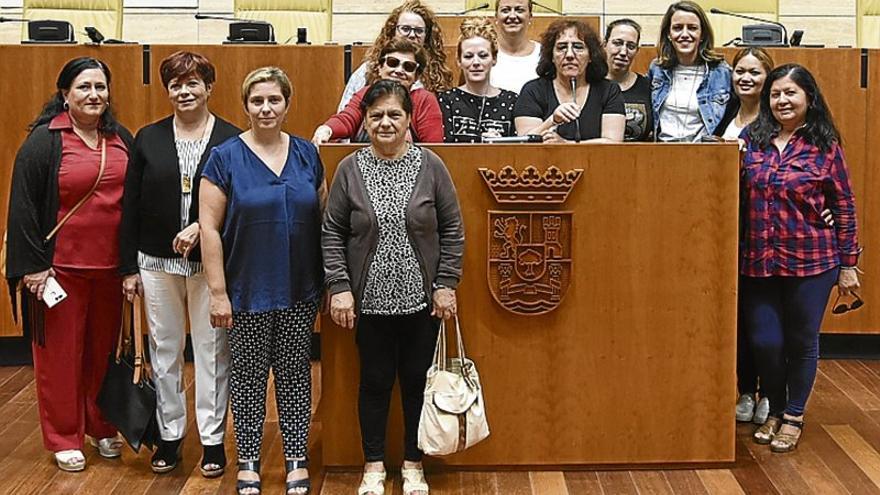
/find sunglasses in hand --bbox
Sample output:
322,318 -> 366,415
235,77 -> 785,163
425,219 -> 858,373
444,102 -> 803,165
832,291 -> 864,315
381,55 -> 419,74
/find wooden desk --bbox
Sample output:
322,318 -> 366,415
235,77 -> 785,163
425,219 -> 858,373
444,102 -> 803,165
318,143 -> 740,467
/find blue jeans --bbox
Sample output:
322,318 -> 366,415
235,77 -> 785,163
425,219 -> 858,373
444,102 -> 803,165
739,268 -> 838,417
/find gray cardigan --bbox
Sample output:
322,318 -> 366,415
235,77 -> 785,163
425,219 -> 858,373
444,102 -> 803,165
322,146 -> 464,316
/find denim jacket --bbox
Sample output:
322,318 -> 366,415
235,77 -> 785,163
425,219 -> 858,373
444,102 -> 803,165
647,60 -> 732,138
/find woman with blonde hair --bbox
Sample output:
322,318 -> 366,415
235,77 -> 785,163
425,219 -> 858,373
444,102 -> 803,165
337,0 -> 454,111
201,66 -> 325,494
438,17 -> 518,142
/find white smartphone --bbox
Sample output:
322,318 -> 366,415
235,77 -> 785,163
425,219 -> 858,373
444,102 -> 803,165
43,276 -> 68,308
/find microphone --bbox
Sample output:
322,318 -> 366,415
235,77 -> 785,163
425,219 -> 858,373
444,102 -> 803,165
85,26 -> 104,44
709,8 -> 787,45
0,16 -> 27,23
570,77 -> 580,143
532,1 -> 565,15
457,3 -> 489,15
194,13 -> 265,22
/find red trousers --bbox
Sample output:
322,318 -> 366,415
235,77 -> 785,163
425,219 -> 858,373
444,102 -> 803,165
32,266 -> 122,452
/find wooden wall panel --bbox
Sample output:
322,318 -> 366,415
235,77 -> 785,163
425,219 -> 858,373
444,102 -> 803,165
318,143 -> 740,466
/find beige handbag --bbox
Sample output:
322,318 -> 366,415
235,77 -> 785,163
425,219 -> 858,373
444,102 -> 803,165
417,315 -> 490,456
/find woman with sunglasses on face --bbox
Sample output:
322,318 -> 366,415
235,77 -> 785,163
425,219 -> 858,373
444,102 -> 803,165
647,1 -> 731,142
514,19 -> 625,143
438,18 -> 518,142
491,0 -> 541,95
337,0 -> 453,112
604,18 -> 652,142
741,64 -> 861,453
313,39 -> 443,144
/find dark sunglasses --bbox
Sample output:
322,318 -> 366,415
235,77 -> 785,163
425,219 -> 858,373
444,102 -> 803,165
381,55 -> 419,74
832,292 -> 864,314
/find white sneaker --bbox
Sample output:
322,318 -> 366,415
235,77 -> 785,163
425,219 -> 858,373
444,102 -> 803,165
736,394 -> 756,422
753,397 -> 770,425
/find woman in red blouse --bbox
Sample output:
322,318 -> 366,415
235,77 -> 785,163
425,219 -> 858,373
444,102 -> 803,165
740,64 -> 861,453
312,38 -> 443,144
6,57 -> 133,472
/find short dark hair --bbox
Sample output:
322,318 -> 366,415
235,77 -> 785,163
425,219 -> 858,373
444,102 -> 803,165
748,64 -> 840,152
360,79 -> 413,116
159,51 -> 216,88
536,20 -> 608,83
30,56 -> 120,135
604,18 -> 642,44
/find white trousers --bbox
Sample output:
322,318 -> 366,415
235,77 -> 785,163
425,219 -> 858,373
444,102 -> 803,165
140,269 -> 230,445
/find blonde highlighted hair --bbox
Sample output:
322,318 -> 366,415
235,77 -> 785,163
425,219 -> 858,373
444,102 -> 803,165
365,0 -> 454,93
457,16 -> 498,59
240,66 -> 293,105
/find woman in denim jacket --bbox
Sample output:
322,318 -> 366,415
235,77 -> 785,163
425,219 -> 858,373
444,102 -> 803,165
647,1 -> 731,141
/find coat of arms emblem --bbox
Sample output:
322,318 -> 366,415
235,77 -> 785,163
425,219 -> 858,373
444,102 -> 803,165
479,166 -> 582,315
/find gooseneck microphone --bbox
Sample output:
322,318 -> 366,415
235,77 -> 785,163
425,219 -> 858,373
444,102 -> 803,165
570,77 -> 580,143
194,13 -> 260,22
708,8 -> 788,45
0,16 -> 27,23
532,1 -> 565,15
457,3 -> 489,15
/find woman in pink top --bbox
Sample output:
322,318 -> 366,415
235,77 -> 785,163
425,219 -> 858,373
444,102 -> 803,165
312,38 -> 443,144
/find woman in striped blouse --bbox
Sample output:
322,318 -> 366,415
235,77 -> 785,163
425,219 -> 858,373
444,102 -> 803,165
119,51 -> 240,476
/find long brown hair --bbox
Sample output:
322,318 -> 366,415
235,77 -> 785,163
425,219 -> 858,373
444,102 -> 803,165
365,0 -> 454,93
655,1 -> 724,69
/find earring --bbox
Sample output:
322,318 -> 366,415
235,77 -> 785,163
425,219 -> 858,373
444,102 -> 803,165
63,101 -> 69,110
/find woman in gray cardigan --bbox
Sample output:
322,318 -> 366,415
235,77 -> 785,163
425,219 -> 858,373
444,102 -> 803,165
322,80 -> 464,495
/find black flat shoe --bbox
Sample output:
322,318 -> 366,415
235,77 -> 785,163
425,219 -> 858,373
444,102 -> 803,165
237,460 -> 261,494
285,458 -> 311,494
151,438 -> 183,474
200,443 -> 226,478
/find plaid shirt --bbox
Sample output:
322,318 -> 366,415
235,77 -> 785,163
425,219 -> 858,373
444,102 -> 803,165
740,130 -> 860,277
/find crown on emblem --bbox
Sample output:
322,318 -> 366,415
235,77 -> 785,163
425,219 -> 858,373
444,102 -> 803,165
478,165 -> 583,204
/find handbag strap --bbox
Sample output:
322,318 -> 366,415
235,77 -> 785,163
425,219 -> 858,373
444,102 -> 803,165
44,138 -> 106,242
116,294 -> 146,385
433,319 -> 447,371
452,314 -> 468,362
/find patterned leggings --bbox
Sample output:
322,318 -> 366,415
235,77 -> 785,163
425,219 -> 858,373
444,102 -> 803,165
228,301 -> 318,461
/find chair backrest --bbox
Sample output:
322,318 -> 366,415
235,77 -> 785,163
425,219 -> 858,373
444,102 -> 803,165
465,0 -> 563,16
859,0 -> 880,48
694,0 -> 779,47
22,0 -> 123,42
234,0 -> 333,44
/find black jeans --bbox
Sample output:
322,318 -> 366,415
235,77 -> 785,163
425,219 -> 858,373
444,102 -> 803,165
356,309 -> 439,462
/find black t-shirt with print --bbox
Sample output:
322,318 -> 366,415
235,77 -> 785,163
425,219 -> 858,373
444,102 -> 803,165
438,87 -> 519,143
619,74 -> 653,142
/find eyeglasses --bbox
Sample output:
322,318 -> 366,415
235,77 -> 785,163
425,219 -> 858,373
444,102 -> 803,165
609,38 -> 638,52
381,55 -> 419,74
554,42 -> 587,54
396,25 -> 426,38
832,292 -> 864,314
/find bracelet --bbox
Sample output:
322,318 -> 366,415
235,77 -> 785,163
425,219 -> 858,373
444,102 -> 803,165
432,282 -> 450,291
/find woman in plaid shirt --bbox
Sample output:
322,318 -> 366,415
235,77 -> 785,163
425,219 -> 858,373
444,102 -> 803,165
740,64 -> 862,453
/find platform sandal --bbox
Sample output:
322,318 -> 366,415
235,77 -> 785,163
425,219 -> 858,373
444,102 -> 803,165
770,417 -> 804,453
753,415 -> 781,445
285,458 -> 311,494
401,464 -> 429,495
237,460 -> 261,494
358,469 -> 386,495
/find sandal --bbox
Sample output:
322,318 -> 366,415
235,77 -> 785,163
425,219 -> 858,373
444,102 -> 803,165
151,438 -> 183,474
753,415 -> 781,445
358,470 -> 386,495
285,458 -> 311,494
54,449 -> 86,472
770,417 -> 804,453
90,435 -> 124,458
200,443 -> 226,478
237,460 -> 261,495
401,464 -> 429,495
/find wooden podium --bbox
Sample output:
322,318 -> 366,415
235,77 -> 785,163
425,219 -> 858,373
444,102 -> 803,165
317,143 -> 740,467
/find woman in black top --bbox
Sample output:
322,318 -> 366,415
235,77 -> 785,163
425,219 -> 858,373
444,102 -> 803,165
604,18 -> 653,141
514,19 -> 625,142
119,51 -> 240,477
438,17 -> 518,142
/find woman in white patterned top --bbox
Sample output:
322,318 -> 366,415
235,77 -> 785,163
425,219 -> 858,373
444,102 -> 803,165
323,80 -> 464,495
119,51 -> 240,477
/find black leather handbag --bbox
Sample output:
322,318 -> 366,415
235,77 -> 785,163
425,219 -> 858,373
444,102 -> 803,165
97,296 -> 159,452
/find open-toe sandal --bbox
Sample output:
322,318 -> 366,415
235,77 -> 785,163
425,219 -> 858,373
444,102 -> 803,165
200,443 -> 226,478
54,449 -> 86,472
90,435 -> 124,458
401,465 -> 429,495
770,417 -> 804,453
151,438 -> 183,474
237,460 -> 261,494
753,415 -> 781,445
358,470 -> 387,495
285,458 -> 311,494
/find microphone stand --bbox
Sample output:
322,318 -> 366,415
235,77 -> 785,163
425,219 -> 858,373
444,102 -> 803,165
457,3 -> 490,15
708,8 -> 788,46
570,77 -> 580,143
532,1 -> 565,15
